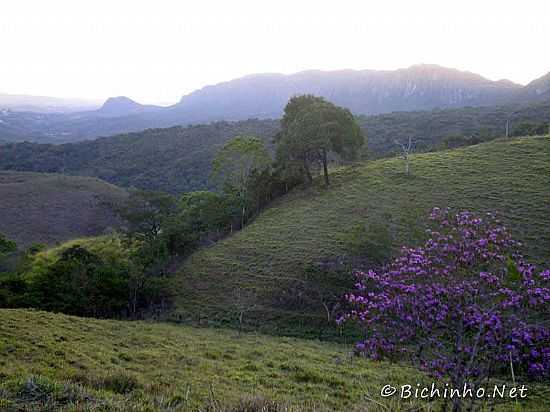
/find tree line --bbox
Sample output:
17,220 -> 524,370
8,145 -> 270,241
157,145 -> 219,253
0,95 -> 365,319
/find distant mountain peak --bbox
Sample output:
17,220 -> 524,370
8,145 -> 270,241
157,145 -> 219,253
96,96 -> 160,117
100,96 -> 142,110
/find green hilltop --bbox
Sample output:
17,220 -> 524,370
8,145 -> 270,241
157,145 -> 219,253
169,135 -> 550,336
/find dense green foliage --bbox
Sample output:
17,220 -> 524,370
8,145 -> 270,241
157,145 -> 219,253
0,120 -> 280,194
359,100 -> 550,157
22,245 -> 133,317
0,236 -> 171,318
170,136 -> 550,338
210,136 -> 272,227
511,121 -> 550,137
2,101 -> 550,193
2,310 -> 548,411
0,233 -> 16,257
276,95 -> 364,186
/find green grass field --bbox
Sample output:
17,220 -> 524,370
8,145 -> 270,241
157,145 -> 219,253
1,309 -> 548,411
170,136 -> 550,336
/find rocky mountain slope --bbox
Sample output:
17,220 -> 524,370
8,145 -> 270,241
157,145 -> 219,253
1,64 -> 548,144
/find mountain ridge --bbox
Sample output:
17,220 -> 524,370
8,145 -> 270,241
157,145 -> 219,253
172,64 -> 526,119
0,64 -> 549,144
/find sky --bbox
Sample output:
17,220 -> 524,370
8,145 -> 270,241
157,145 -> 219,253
1,0 -> 549,105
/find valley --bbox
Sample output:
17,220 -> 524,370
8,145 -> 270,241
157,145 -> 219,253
170,135 -> 550,336
1,59 -> 549,412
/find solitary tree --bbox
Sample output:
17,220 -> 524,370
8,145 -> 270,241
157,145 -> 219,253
231,287 -> 258,335
210,136 -> 271,228
276,95 -> 364,186
395,136 -> 415,175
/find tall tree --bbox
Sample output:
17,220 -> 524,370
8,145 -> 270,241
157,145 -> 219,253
210,136 -> 271,228
276,95 -> 365,186
117,190 -> 177,244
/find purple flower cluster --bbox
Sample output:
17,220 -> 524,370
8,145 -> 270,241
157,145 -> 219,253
340,208 -> 550,384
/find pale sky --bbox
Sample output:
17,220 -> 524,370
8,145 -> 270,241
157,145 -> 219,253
1,0 -> 549,105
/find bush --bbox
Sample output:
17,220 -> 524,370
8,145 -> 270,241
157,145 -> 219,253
340,208 -> 549,409
1,238 -> 172,319
345,220 -> 393,264
99,372 -> 140,394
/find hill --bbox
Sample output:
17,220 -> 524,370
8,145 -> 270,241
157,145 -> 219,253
168,136 -> 550,336
1,64 -> 548,145
93,96 -> 163,118
0,171 -> 127,247
0,120 -> 280,194
1,309 -> 547,411
0,309 -> 411,411
519,72 -> 550,103
2,103 -> 550,193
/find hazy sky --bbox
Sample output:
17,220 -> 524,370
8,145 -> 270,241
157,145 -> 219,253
1,0 -> 549,105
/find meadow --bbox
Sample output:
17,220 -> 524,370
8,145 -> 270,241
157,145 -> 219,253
1,309 -> 548,411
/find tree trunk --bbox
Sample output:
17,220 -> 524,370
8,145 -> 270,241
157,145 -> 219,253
322,149 -> 330,186
303,159 -> 313,184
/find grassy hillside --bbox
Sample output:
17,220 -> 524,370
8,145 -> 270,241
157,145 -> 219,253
0,309 -> 414,411
1,309 -> 547,411
0,171 -> 127,247
170,136 -> 550,336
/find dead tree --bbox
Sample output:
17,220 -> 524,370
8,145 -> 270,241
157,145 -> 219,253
395,137 -> 415,176
232,288 -> 257,335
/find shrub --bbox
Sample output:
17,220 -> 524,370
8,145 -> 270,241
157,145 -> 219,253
340,208 -> 549,408
99,372 -> 140,394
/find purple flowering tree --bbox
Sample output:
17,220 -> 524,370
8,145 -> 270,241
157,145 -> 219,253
339,208 -> 549,405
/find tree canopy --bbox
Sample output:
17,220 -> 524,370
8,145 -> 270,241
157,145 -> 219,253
276,95 -> 365,186
210,135 -> 272,227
